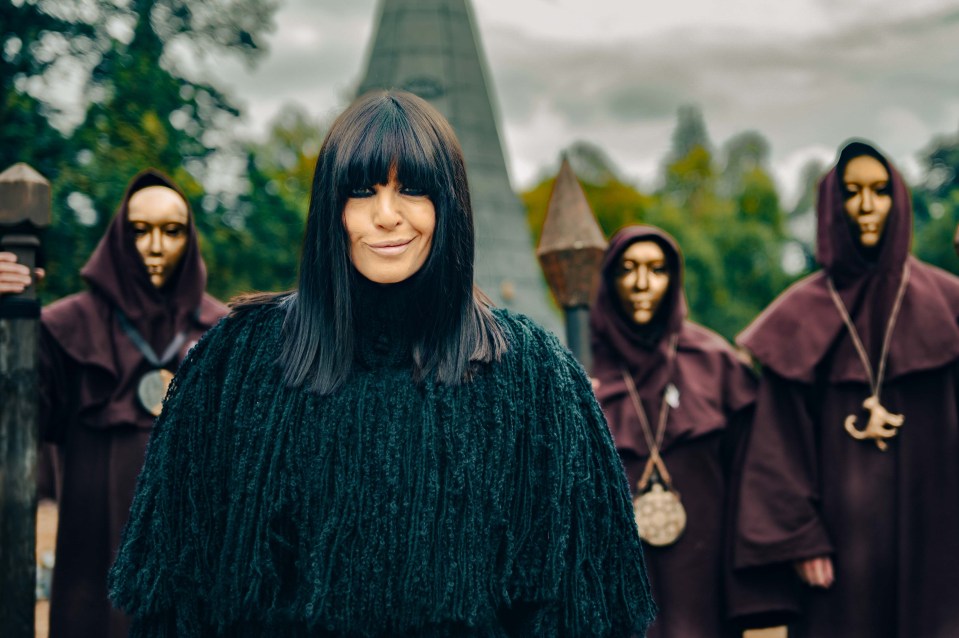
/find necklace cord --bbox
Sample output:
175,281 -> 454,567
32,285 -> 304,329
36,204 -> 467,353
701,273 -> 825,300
620,334 -> 679,488
826,262 -> 911,398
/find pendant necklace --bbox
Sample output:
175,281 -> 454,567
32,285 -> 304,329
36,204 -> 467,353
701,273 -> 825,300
620,333 -> 686,546
825,262 -> 911,451
117,310 -> 188,417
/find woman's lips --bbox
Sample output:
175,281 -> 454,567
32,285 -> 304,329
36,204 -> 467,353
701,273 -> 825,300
367,238 -> 414,256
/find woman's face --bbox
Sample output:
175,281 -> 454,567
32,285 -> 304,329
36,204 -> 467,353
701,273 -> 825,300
614,240 -> 671,325
842,155 -> 892,248
127,186 -> 190,288
343,169 -> 436,284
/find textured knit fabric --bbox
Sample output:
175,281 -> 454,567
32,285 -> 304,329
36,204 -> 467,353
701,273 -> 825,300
109,302 -> 656,637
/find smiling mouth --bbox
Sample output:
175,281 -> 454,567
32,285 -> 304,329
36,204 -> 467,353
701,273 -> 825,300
367,238 -> 414,256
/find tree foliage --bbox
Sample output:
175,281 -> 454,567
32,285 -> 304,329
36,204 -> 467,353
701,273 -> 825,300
913,128 -> 959,276
2,0 -> 279,301
524,116 -> 791,340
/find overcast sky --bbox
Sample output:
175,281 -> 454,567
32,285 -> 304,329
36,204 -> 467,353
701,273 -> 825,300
211,0 -> 959,204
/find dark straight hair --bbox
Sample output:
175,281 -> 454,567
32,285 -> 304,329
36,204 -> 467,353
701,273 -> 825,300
278,90 -> 506,394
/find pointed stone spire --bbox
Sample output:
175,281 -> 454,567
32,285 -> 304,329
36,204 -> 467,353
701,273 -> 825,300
357,0 -> 560,334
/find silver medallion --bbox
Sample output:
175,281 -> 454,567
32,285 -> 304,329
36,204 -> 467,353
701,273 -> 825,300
137,369 -> 175,417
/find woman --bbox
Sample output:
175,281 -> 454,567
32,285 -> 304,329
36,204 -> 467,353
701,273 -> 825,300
590,225 -> 758,637
109,91 -> 655,637
734,141 -> 959,636
0,169 -> 228,638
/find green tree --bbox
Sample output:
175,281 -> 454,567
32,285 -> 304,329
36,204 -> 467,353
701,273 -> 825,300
0,0 -> 99,178
666,104 -> 712,163
913,128 -> 959,276
524,115 -> 791,341
7,0 -> 278,300
199,105 -> 326,299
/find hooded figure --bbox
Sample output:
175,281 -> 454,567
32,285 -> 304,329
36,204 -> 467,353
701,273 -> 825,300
590,225 -> 758,637
734,141 -> 959,637
39,170 -> 227,638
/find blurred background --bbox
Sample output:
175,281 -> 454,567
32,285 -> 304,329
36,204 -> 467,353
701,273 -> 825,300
3,0 -> 959,340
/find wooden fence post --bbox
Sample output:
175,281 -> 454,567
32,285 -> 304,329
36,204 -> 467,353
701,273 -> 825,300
0,163 -> 51,638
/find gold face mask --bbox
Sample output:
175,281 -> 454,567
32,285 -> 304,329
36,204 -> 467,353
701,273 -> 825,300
843,155 -> 893,248
127,186 -> 190,288
614,241 -> 671,325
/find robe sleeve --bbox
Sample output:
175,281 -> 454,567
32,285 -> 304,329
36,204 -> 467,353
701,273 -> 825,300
734,369 -> 834,568
723,401 -> 802,628
500,316 -> 656,637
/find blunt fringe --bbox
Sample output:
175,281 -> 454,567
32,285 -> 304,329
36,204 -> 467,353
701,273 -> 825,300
266,90 -> 507,394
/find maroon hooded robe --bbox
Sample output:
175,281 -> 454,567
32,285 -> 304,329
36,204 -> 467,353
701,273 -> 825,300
39,170 -> 228,638
591,226 -> 758,638
734,142 -> 959,637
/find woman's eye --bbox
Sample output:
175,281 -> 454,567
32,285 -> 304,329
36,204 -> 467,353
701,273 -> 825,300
132,226 -> 148,237
653,266 -> 668,275
876,184 -> 891,195
400,186 -> 427,197
165,226 -> 185,237
349,186 -> 374,198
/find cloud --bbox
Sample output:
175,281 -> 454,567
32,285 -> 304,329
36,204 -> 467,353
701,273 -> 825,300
480,5 -> 959,187
211,0 -> 959,193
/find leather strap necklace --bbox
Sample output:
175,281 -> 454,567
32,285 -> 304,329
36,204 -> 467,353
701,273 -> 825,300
117,309 -> 189,417
825,262 -> 911,451
620,334 -> 686,546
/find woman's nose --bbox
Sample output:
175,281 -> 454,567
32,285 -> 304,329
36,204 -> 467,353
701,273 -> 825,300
372,191 -> 402,229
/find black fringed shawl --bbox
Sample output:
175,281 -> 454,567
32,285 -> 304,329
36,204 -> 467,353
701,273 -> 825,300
109,302 -> 655,637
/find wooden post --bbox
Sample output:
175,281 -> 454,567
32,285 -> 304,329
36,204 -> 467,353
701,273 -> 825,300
536,157 -> 607,372
0,163 -> 51,638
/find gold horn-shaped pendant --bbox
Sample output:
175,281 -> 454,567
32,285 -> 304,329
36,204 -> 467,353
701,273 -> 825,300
844,394 -> 904,451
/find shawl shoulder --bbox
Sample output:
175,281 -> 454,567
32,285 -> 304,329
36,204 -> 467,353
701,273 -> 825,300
683,320 -> 757,413
910,258 -> 959,319
491,308 -> 583,373
739,260 -> 959,382
736,272 -> 835,382
41,291 -> 114,371
682,320 -> 743,358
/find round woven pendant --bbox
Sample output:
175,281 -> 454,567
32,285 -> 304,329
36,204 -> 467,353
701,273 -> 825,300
633,483 -> 687,547
137,369 -> 175,417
